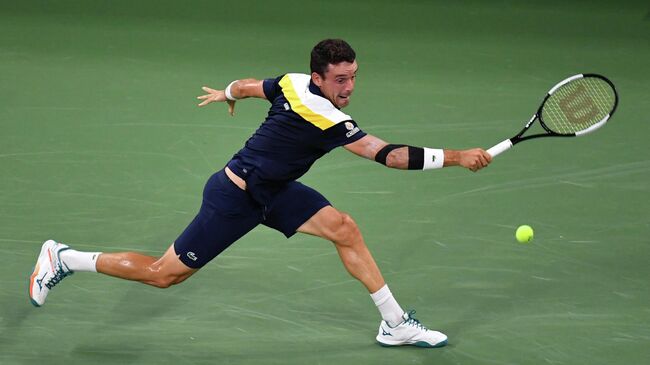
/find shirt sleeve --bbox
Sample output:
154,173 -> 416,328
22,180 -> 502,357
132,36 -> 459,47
318,120 -> 367,152
262,75 -> 285,102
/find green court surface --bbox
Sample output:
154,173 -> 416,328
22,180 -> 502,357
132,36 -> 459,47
2,1 -> 649,364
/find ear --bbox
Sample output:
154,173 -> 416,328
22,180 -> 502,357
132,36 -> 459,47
311,72 -> 323,87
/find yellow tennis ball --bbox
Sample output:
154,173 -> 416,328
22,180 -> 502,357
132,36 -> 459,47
516,225 -> 534,243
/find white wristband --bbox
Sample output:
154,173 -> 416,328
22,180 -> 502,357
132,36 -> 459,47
224,80 -> 239,101
423,148 -> 444,169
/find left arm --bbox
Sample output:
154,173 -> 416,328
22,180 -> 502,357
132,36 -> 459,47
197,78 -> 266,116
344,134 -> 492,172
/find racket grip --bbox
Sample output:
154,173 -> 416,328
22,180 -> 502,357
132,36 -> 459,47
487,139 -> 513,157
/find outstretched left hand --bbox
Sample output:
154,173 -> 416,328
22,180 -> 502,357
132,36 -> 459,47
197,86 -> 236,116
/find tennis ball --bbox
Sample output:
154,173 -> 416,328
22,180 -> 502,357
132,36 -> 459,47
515,225 -> 534,243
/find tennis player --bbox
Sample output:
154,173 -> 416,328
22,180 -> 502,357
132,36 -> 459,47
29,39 -> 491,348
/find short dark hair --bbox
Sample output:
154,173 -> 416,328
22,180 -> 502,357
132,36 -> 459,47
310,39 -> 356,77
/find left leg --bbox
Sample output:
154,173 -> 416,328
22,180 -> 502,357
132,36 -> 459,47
297,206 -> 447,348
296,205 -> 385,293
263,182 -> 447,348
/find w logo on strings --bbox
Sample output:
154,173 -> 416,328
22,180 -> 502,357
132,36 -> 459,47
559,83 -> 599,124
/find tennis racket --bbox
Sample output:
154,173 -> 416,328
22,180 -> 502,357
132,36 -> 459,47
487,73 -> 619,157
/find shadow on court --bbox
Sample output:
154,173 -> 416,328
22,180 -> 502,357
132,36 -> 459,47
0,300 -> 35,351
97,283 -> 185,325
70,343 -> 143,364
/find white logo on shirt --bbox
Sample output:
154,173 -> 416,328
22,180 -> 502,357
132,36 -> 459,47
345,121 -> 354,130
283,103 -> 290,111
187,252 -> 198,261
346,127 -> 360,138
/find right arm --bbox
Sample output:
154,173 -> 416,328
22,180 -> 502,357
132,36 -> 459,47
344,134 -> 491,172
197,78 -> 266,116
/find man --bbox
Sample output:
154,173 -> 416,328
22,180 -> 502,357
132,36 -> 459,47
29,39 -> 491,348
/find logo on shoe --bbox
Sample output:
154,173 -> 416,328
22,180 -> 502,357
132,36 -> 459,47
381,326 -> 393,336
187,252 -> 198,261
36,272 -> 47,291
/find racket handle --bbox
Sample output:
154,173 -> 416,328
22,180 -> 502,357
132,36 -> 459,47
487,139 -> 513,157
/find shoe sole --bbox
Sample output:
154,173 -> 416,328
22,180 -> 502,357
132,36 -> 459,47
28,241 -> 57,308
377,339 -> 448,348
29,264 -> 42,307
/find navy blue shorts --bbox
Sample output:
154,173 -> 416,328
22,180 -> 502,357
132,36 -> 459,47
174,169 -> 330,268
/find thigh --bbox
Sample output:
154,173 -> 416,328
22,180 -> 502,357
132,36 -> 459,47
295,205 -> 346,240
174,170 -> 263,268
262,181 -> 331,238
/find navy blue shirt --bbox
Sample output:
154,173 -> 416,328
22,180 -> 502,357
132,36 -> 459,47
226,73 -> 366,205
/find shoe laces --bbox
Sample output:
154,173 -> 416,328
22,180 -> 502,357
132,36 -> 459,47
404,310 -> 428,332
45,266 -> 73,290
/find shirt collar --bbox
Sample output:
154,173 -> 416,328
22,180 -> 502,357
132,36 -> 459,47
308,79 -> 341,110
309,79 -> 325,98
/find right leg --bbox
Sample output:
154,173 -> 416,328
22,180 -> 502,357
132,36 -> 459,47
96,244 -> 196,288
30,169 -> 262,306
97,169 -> 263,288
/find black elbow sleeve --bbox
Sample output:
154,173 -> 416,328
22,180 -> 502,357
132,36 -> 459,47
407,146 -> 424,169
374,144 -> 424,170
375,144 -> 405,165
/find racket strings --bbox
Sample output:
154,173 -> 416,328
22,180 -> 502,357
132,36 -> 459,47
541,77 -> 616,135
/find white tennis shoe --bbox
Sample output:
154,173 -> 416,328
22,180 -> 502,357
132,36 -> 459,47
376,310 -> 448,348
29,240 -> 73,307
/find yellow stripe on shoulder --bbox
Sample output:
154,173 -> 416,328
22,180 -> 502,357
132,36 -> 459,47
279,74 -> 351,130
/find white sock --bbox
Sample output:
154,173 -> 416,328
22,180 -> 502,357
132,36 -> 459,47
370,284 -> 406,327
59,249 -> 102,272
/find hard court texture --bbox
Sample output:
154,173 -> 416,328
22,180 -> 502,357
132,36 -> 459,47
1,1 -> 649,364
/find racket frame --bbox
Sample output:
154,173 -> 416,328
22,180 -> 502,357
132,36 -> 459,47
487,73 -> 618,157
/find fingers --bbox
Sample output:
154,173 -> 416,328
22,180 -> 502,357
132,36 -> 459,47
466,148 -> 492,172
480,149 -> 493,168
477,152 -> 489,168
197,86 -> 226,107
198,93 -> 216,106
197,98 -> 212,107
197,95 -> 210,104
194,86 -> 236,115
473,155 -> 488,171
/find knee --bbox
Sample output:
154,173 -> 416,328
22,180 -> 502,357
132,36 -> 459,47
330,213 -> 361,245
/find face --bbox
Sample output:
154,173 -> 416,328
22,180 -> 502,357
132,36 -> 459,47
312,60 -> 358,109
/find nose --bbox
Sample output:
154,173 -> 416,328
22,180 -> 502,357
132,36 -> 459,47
345,78 -> 355,92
